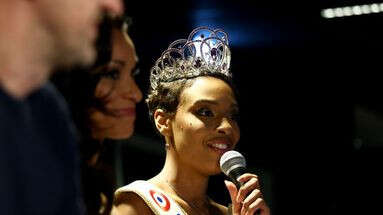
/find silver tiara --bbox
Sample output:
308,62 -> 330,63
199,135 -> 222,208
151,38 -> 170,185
150,26 -> 232,90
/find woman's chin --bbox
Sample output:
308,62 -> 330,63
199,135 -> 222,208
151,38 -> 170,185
100,125 -> 134,140
108,130 -> 134,140
206,165 -> 222,176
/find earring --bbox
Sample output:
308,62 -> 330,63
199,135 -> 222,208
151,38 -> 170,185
165,142 -> 170,149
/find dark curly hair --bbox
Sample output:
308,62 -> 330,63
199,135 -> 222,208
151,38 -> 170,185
146,70 -> 237,125
145,27 -> 238,127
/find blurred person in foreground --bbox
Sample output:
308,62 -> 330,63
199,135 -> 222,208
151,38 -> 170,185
0,0 -> 123,214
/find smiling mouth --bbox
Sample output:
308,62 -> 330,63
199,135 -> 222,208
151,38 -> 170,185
210,143 -> 229,150
111,108 -> 136,117
207,139 -> 233,155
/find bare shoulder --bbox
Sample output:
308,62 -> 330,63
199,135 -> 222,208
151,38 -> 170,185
112,192 -> 154,215
209,200 -> 229,215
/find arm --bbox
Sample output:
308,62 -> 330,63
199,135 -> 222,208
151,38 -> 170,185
225,173 -> 271,215
112,192 -> 153,215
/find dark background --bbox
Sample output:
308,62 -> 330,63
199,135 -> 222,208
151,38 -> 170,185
121,0 -> 383,214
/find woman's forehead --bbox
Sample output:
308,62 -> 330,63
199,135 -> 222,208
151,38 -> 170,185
180,76 -> 237,106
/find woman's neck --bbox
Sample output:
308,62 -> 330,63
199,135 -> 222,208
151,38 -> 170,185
153,151 -> 209,205
86,138 -> 106,166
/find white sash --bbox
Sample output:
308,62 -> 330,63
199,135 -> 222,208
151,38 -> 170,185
115,180 -> 186,215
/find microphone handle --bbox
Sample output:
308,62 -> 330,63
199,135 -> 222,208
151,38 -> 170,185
230,167 -> 261,215
232,177 -> 244,190
229,166 -> 246,189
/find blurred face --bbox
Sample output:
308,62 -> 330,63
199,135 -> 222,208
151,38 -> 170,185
35,0 -> 124,67
170,76 -> 240,175
90,29 -> 143,140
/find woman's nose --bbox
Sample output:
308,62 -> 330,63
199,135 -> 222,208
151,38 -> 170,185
217,117 -> 234,135
99,0 -> 124,17
120,77 -> 142,103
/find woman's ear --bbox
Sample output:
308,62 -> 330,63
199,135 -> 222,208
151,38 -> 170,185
154,109 -> 172,136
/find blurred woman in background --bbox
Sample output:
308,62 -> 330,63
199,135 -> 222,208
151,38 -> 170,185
52,16 -> 142,214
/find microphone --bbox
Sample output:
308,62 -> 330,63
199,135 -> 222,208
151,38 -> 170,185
220,150 -> 246,189
220,151 -> 263,215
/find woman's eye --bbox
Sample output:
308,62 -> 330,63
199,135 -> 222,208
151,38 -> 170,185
196,108 -> 214,117
100,68 -> 120,80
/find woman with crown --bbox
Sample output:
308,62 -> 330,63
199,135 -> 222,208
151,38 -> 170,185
112,27 -> 270,215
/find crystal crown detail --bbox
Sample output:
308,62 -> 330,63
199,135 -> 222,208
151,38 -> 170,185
150,26 -> 232,89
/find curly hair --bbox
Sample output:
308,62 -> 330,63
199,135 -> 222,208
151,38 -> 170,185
146,69 -> 236,124
145,27 -> 236,124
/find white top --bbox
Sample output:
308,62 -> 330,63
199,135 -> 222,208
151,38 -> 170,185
115,180 -> 186,215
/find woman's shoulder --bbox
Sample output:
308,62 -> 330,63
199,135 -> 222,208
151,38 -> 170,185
114,180 -> 190,215
112,191 -> 154,215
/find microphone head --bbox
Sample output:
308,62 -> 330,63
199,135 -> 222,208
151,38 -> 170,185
220,150 -> 246,177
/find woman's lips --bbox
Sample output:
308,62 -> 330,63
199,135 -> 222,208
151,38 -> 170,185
207,139 -> 233,155
112,108 -> 136,117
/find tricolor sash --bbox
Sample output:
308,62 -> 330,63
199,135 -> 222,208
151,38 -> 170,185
115,180 -> 186,215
